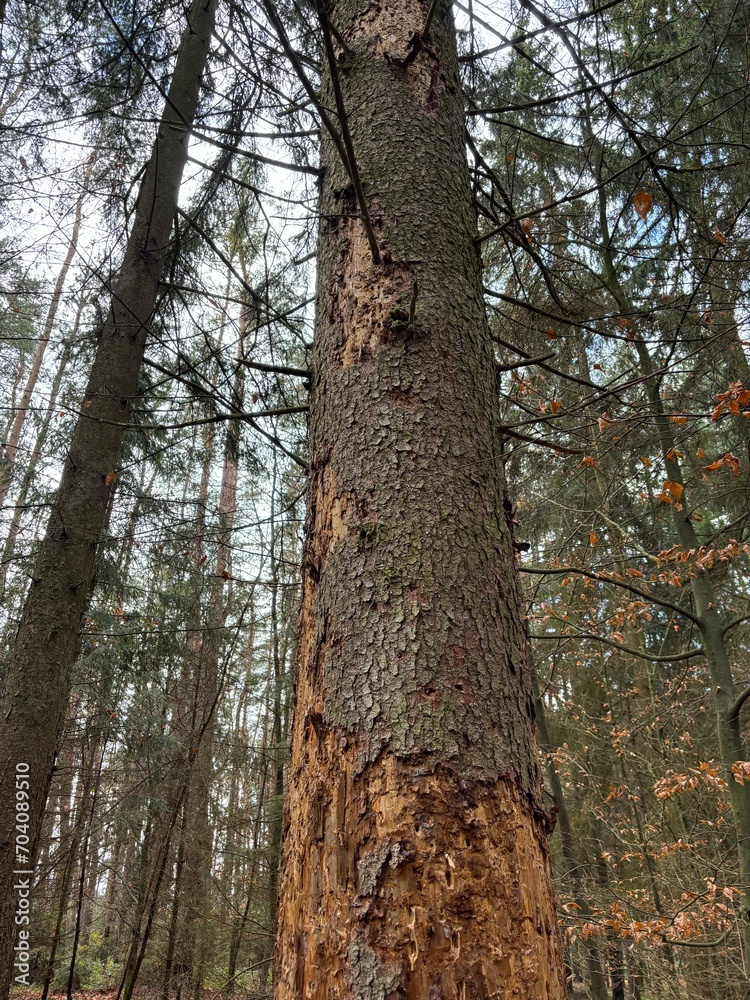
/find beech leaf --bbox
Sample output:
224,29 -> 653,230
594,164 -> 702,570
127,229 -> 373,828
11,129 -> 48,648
633,190 -> 653,221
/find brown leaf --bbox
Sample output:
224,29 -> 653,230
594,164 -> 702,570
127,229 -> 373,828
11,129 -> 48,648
663,480 -> 684,500
544,327 -> 559,339
589,531 -> 598,545
724,453 -> 740,476
580,455 -> 596,467
105,471 -> 117,486
550,399 -> 562,414
633,190 -> 653,221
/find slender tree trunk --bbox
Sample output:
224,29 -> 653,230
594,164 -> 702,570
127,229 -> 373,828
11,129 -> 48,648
102,837 -> 121,944
66,742 -> 104,1000
586,119 -> 750,964
531,667 -> 609,1000
0,311 -> 78,604
0,3 -> 218,995
0,149 -> 95,513
273,0 -> 565,994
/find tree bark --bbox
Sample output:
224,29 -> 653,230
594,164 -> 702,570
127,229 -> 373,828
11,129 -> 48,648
0,2 -> 218,995
273,0 -> 565,995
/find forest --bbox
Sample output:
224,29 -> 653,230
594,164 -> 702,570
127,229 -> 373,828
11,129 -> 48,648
0,0 -> 749,997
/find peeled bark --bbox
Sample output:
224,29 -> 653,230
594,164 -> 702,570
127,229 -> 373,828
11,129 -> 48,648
273,0 -> 565,995
0,2 -> 218,994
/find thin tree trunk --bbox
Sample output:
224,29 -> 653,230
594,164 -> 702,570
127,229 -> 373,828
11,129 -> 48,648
0,149 -> 95,513
594,173 -> 750,962
102,837 -> 121,944
66,742 -> 104,1000
0,306 -> 78,604
273,0 -> 565,994
0,3 -> 218,994
531,666 -> 609,1000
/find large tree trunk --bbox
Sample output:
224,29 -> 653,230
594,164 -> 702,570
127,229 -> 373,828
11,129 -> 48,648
273,0 -> 565,995
0,2 -> 217,995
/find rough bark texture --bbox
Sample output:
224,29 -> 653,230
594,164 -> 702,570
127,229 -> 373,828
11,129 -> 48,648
0,3 -> 217,996
273,0 -> 566,996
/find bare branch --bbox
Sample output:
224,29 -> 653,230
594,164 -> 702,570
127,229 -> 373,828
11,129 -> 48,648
521,565 -> 702,625
531,631 -> 703,663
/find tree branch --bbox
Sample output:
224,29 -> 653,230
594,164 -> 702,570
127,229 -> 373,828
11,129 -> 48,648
727,684 -> 750,724
530,631 -> 703,663
521,565 -> 702,625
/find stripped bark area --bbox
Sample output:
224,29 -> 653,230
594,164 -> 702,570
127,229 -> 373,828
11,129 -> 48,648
274,0 -> 566,994
277,736 -> 561,999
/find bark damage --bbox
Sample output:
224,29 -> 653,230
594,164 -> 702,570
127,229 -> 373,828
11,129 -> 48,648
349,0 -> 444,111
275,733 -> 560,999
274,0 -> 566,994
329,218 -> 414,368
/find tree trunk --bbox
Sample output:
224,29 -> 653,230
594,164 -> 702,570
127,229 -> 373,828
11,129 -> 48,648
0,146 -> 95,513
273,0 -> 565,995
172,378 -> 239,998
0,311 -> 78,606
531,666 -> 609,1000
0,2 -> 217,995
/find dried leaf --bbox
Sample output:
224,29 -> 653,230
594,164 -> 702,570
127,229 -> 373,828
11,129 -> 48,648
640,456 -> 652,467
664,480 -> 684,500
544,328 -> 559,339
105,471 -> 117,486
580,455 -> 596,467
550,399 -> 562,414
633,190 -> 653,221
724,453 -> 740,476
589,531 -> 598,545
670,415 -> 687,425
